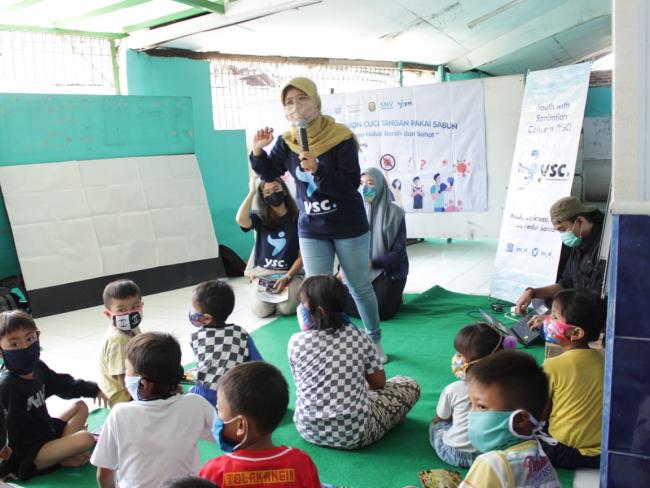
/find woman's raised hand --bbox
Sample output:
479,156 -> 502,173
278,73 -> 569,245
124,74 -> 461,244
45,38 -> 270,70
252,127 -> 274,155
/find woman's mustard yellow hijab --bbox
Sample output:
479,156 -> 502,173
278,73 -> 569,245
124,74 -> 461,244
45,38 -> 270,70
281,77 -> 357,157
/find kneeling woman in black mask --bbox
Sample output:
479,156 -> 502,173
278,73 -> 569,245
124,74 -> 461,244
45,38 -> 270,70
237,176 -> 303,317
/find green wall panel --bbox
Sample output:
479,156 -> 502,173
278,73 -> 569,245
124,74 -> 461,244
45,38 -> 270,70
0,94 -> 194,164
126,50 -> 252,260
0,93 -> 195,278
585,85 -> 612,118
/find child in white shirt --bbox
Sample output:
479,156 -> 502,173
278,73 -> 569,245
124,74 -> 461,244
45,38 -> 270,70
91,332 -> 215,488
430,323 -> 516,467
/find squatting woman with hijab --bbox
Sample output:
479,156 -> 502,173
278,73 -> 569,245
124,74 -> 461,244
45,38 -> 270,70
250,77 -> 385,361
344,167 -> 408,321
236,176 -> 303,317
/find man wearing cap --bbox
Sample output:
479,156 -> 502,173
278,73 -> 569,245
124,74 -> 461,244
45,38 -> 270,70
515,196 -> 606,315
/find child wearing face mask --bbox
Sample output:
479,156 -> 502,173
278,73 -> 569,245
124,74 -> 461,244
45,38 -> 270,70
91,332 -> 215,487
99,279 -> 144,407
460,350 -> 561,488
236,176 -> 303,318
0,310 -> 105,481
189,280 -> 263,407
199,362 -> 322,487
539,289 -> 605,469
430,323 -> 517,467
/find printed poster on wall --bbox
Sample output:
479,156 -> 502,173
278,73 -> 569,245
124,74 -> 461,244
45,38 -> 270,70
246,80 -> 488,213
490,63 -> 592,303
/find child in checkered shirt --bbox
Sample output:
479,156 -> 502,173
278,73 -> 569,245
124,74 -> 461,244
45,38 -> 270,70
289,276 -> 420,449
188,280 -> 263,406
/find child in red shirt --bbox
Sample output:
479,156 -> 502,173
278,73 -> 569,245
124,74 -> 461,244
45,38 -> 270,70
199,362 -> 321,488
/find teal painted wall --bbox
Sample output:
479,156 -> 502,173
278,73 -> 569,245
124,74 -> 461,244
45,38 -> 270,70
585,85 -> 612,117
0,93 -> 195,277
126,50 -> 251,260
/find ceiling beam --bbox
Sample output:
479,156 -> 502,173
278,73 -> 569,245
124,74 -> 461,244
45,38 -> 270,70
124,0 -> 321,50
0,23 -> 126,39
447,0 -> 610,72
53,0 -> 152,28
172,0 -> 225,15
123,7 -> 207,32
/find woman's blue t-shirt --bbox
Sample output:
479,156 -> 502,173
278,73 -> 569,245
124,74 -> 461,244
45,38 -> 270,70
244,211 -> 299,272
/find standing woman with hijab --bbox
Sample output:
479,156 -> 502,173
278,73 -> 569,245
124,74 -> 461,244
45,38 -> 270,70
250,77 -> 385,361
345,167 -> 408,321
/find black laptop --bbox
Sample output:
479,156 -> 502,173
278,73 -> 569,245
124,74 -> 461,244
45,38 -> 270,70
479,309 -> 542,347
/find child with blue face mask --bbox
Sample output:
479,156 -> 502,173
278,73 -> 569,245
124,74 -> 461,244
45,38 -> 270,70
199,362 -> 322,487
188,280 -> 263,407
91,332 -> 215,488
459,350 -> 561,488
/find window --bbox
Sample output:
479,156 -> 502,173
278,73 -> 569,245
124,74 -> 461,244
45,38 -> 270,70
210,55 -> 437,130
0,30 -> 116,95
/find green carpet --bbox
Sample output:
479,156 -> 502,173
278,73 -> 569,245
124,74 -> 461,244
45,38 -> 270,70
21,286 -> 574,487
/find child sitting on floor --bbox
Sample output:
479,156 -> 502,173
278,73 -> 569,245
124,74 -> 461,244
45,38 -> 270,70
188,280 -> 263,406
99,278 -> 144,407
540,288 -> 605,469
289,275 -> 420,450
459,350 -> 560,488
430,323 -> 516,467
91,332 -> 215,487
0,311 -> 105,481
199,361 -> 322,487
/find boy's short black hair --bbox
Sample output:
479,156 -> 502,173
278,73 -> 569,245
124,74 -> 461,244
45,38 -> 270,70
298,275 -> 347,331
454,323 -> 503,362
125,332 -> 183,399
553,288 -> 605,342
103,279 -> 141,309
0,310 -> 37,339
163,476 -> 217,488
218,362 -> 289,434
467,350 -> 549,419
192,280 -> 235,322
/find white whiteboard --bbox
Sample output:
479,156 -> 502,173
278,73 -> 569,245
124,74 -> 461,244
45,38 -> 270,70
404,75 -> 525,239
0,155 -> 219,290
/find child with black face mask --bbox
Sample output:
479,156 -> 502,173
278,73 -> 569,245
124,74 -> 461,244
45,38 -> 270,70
99,278 -> 144,407
236,176 -> 303,318
0,310 -> 106,482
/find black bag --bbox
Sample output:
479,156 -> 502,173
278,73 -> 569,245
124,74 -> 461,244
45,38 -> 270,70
0,275 -> 30,312
0,287 -> 18,312
218,245 -> 246,277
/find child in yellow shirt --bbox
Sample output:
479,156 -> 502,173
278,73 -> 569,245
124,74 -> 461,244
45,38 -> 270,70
539,288 -> 605,468
98,279 -> 143,407
459,350 -> 560,488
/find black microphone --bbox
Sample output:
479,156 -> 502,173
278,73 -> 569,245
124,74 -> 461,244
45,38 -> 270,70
296,119 -> 309,153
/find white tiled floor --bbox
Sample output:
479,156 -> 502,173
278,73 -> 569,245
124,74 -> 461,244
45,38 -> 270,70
35,238 -> 597,487
37,239 -> 498,383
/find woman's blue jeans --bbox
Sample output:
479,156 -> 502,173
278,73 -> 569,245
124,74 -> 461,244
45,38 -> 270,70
299,232 -> 381,341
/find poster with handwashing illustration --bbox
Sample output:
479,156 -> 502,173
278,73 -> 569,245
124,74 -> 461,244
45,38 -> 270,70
246,80 -> 488,213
